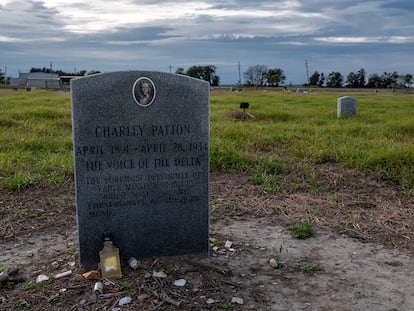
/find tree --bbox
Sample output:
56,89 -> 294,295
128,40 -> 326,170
346,68 -> 366,88
318,72 -> 325,87
402,73 -> 413,88
367,73 -> 382,88
308,71 -> 320,86
381,71 -> 399,88
0,69 -> 4,84
346,72 -> 358,88
356,68 -> 366,88
326,72 -> 343,88
186,65 -> 220,86
267,68 -> 286,86
244,64 -> 268,86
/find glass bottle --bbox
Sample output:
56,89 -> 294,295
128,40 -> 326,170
99,232 -> 122,279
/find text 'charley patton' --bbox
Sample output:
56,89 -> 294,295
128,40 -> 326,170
95,124 -> 191,137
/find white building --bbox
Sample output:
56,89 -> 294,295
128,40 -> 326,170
10,72 -> 62,89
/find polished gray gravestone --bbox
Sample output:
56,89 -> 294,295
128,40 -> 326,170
71,71 -> 210,269
337,96 -> 356,118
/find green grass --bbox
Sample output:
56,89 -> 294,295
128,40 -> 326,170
211,90 -> 414,187
290,220 -> 314,239
0,90 -> 73,189
0,88 -> 413,190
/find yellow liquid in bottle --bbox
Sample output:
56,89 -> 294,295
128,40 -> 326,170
99,240 -> 122,279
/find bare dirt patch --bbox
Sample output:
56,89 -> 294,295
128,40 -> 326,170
1,165 -> 413,310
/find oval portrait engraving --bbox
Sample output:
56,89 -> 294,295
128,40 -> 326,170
132,77 -> 156,107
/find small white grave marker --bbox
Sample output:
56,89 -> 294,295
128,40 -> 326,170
337,96 -> 356,118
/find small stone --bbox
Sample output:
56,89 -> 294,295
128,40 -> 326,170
224,240 -> 233,249
152,271 -> 167,278
269,258 -> 278,269
212,246 -> 219,252
25,251 -> 34,257
36,274 -> 49,283
231,297 -> 244,305
173,279 -> 187,287
118,296 -> 132,306
206,298 -> 216,304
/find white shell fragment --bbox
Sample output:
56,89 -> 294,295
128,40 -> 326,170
173,279 -> 187,287
118,296 -> 132,306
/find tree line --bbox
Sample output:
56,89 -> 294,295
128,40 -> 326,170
175,65 -> 220,86
176,64 -> 286,87
176,64 -> 413,89
4,64 -> 411,88
308,69 -> 413,89
242,65 -> 413,88
30,67 -> 90,76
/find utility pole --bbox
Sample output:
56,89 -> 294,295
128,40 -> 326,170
305,60 -> 310,85
4,65 -> 6,86
50,61 -> 53,77
238,61 -> 241,85
169,65 -> 172,74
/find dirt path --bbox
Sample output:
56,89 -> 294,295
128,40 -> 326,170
212,217 -> 414,310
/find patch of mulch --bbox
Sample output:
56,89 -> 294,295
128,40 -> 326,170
226,109 -> 255,121
210,165 -> 414,254
0,184 -> 76,240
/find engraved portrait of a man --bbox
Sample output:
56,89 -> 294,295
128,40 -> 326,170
133,77 -> 156,107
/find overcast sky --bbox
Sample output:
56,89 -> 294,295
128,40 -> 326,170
1,0 -> 413,84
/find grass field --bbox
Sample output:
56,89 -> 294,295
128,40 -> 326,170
0,88 -> 413,190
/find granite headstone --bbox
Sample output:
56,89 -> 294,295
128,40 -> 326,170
337,96 -> 356,118
71,71 -> 210,269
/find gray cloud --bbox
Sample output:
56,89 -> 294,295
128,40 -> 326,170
0,0 -> 413,84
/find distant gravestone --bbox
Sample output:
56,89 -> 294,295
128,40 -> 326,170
71,71 -> 210,269
337,96 -> 356,118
